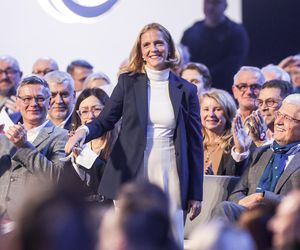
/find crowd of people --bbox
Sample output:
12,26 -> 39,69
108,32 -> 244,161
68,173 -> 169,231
1,0 -> 300,249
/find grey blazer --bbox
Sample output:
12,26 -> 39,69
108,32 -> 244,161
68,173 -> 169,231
0,120 -> 68,220
229,144 -> 300,204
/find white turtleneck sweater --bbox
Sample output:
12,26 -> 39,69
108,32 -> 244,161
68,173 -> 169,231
145,67 -> 175,139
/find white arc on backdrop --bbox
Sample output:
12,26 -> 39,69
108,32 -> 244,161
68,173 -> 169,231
37,0 -> 119,24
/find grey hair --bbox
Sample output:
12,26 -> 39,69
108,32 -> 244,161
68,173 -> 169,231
44,70 -> 74,92
261,64 -> 291,82
83,72 -> 111,88
282,93 -> 300,107
16,74 -> 50,97
233,66 -> 265,85
33,57 -> 59,71
0,55 -> 21,71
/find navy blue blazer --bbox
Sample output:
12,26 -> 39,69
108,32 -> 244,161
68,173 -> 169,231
86,72 -> 204,209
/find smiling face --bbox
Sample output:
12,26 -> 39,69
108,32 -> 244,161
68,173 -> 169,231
16,84 -> 50,128
274,102 -> 300,145
78,95 -> 103,125
201,96 -> 226,134
140,29 -> 169,71
48,81 -> 75,125
232,70 -> 262,111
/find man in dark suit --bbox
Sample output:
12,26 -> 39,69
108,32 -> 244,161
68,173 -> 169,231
44,70 -> 76,130
212,94 -> 300,221
0,75 -> 68,220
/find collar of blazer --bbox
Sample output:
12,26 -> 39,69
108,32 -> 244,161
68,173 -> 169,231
31,120 -> 55,148
275,150 -> 300,193
133,72 -> 184,136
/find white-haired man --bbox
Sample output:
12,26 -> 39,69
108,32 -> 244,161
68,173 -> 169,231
212,94 -> 300,222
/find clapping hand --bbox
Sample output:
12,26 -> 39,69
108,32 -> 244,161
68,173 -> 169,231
5,122 -> 27,148
245,111 -> 267,147
232,115 -> 252,154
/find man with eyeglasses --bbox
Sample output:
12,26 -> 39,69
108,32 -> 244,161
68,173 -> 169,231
32,57 -> 59,77
0,75 -> 68,221
232,66 -> 265,122
44,71 -> 75,130
0,55 -> 23,122
212,94 -> 300,222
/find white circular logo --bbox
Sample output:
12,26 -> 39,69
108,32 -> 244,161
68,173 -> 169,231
37,0 -> 119,23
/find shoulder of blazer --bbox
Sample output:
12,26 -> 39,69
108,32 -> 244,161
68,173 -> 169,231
169,72 -> 197,94
119,72 -> 147,83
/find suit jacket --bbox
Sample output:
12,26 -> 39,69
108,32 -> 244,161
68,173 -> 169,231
217,150 -> 246,176
86,72 -> 204,209
0,120 -> 68,220
229,144 -> 300,204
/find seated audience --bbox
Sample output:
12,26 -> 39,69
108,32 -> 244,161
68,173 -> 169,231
268,189 -> 300,250
62,88 -> 118,204
181,62 -> 212,95
232,66 -> 265,122
32,57 -> 59,76
0,55 -> 23,122
83,72 -> 113,96
200,88 -> 244,176
188,220 -> 255,250
67,59 -> 93,95
99,181 -> 179,250
212,94 -> 300,222
44,70 -> 75,130
0,75 -> 68,221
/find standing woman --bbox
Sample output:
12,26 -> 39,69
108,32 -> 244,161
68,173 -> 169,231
65,23 -> 203,244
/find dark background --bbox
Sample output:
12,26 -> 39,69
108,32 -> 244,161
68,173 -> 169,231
242,0 -> 300,67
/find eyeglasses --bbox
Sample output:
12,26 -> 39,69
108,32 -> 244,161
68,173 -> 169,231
32,69 -> 54,76
255,98 -> 282,108
0,68 -> 20,76
274,111 -> 300,123
77,106 -> 104,118
234,83 -> 262,92
17,95 -> 49,105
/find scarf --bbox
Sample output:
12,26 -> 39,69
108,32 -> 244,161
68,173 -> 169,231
256,141 -> 300,193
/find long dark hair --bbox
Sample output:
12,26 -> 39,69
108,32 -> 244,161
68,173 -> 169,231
71,88 -> 117,160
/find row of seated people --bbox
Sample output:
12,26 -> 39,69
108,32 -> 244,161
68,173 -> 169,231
1,52 -> 300,249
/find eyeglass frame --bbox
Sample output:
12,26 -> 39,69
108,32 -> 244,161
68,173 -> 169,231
255,97 -> 282,108
0,68 -> 20,77
77,105 -> 104,118
234,83 -> 262,92
274,110 -> 300,123
17,95 -> 50,105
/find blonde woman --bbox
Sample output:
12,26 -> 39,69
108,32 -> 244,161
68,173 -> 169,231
200,88 -> 244,176
66,23 -> 204,246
